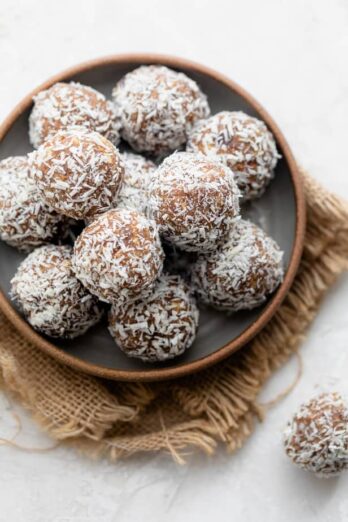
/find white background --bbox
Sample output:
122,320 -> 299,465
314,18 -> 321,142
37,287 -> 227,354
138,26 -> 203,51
0,1 -> 348,520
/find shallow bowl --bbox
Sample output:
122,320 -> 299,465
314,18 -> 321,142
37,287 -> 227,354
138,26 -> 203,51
0,54 -> 305,381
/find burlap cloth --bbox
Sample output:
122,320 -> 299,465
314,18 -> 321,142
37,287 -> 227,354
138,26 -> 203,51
1,172 -> 348,463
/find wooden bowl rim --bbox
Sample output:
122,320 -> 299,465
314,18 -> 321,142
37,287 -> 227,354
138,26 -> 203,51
0,53 -> 306,382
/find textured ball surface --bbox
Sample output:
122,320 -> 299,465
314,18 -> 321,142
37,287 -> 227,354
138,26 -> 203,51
11,245 -> 103,339
117,152 -> 156,214
0,156 -> 62,252
148,152 -> 240,252
283,393 -> 348,478
190,219 -> 284,311
29,128 -> 125,220
108,274 -> 199,362
29,82 -> 120,148
187,111 -> 279,200
72,209 -> 164,304
113,65 -> 210,155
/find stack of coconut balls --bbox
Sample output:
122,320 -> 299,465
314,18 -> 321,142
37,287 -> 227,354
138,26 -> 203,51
0,65 -> 284,363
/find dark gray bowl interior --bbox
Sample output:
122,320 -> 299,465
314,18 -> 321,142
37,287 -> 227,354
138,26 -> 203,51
0,61 -> 296,372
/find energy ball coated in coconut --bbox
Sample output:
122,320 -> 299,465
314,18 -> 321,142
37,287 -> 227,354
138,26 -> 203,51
187,111 -> 280,200
11,245 -> 104,339
29,82 -> 120,148
283,393 -> 348,478
29,128 -> 125,220
147,152 -> 240,252
117,152 -> 156,214
72,208 -> 164,304
0,156 -> 62,252
108,274 -> 199,362
190,219 -> 284,311
112,65 -> 210,155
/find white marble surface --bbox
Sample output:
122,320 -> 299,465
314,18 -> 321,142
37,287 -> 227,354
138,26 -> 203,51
1,0 -> 348,520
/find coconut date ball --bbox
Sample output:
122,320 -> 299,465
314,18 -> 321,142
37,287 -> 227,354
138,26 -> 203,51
117,152 -> 156,214
11,245 -> 104,339
108,274 -> 199,362
72,208 -> 164,304
112,65 -> 210,155
283,393 -> 348,478
29,128 -> 125,220
190,219 -> 284,311
147,152 -> 240,252
29,82 -> 120,149
0,156 -> 62,252
187,111 -> 279,200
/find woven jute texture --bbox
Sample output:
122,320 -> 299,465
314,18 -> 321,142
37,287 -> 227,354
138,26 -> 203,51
1,172 -> 348,463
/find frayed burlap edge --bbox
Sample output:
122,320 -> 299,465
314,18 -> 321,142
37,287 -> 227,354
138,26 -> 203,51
0,172 -> 348,463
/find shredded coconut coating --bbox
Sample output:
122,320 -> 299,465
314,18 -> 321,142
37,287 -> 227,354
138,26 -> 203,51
187,111 -> 280,200
11,245 -> 104,339
147,152 -> 240,252
0,156 -> 62,252
108,273 -> 199,362
116,152 -> 156,214
283,393 -> 348,478
190,219 -> 284,311
29,128 -> 125,220
112,65 -> 210,155
72,209 -> 164,304
29,82 -> 120,149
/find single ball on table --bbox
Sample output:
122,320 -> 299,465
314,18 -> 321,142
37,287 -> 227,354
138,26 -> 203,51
0,156 -> 62,252
29,128 -> 125,221
112,65 -> 210,155
11,245 -> 104,339
29,82 -> 120,148
72,208 -> 164,305
283,392 -> 348,478
147,152 -> 240,252
190,219 -> 284,311
187,111 -> 280,200
116,152 -> 156,214
108,273 -> 199,362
